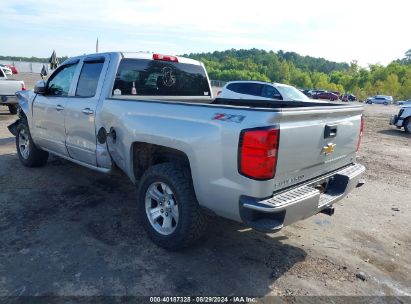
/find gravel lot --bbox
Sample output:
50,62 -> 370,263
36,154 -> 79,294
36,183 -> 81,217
0,81 -> 410,296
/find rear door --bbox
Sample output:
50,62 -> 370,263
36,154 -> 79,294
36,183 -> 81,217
272,106 -> 363,191
32,62 -> 79,156
64,55 -> 108,166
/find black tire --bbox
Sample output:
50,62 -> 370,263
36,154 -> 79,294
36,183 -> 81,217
404,118 -> 411,134
137,162 -> 208,250
8,105 -> 18,114
16,121 -> 49,167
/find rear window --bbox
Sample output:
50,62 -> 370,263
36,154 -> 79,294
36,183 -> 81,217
113,59 -> 210,97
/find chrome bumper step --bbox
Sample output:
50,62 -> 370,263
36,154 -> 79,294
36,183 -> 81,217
239,163 -> 366,232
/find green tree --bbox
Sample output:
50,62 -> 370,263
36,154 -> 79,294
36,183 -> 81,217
185,48 -> 411,100
383,74 -> 401,99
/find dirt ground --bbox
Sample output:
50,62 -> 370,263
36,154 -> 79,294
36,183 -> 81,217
0,82 -> 410,296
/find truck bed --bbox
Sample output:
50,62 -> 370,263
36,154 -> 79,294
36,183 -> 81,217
112,95 -> 359,110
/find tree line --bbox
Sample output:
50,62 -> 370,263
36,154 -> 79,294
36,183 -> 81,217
0,55 -> 68,64
187,48 -> 411,101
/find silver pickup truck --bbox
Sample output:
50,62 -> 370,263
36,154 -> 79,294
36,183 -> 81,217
8,52 -> 365,250
0,67 -> 26,114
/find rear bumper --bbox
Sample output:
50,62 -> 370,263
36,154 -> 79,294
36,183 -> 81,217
0,95 -> 18,105
239,163 -> 365,232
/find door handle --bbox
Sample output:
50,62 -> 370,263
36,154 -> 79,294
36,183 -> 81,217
55,105 -> 64,111
82,108 -> 94,115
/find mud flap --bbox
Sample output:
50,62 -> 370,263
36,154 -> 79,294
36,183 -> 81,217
7,120 -> 20,137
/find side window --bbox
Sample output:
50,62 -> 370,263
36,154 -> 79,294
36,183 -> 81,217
238,83 -> 263,96
47,64 -> 78,96
227,83 -> 241,93
0,68 -> 4,78
261,85 -> 282,99
75,61 -> 104,97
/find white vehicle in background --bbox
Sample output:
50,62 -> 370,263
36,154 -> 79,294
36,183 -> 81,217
390,105 -> 411,134
366,95 -> 393,105
217,81 -> 313,103
397,99 -> 411,106
0,67 -> 26,114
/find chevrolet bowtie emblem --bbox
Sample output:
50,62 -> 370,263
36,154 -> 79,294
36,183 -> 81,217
322,143 -> 336,154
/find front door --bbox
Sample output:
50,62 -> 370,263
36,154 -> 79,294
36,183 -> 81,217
32,63 -> 79,156
64,57 -> 106,166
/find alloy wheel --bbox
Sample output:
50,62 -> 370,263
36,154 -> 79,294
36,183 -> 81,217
145,182 -> 179,235
18,129 -> 30,159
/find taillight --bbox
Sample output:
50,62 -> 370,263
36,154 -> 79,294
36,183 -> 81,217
239,127 -> 280,180
153,53 -> 178,62
21,82 -> 26,91
356,115 -> 364,151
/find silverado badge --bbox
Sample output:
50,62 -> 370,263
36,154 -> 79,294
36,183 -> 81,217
322,143 -> 336,155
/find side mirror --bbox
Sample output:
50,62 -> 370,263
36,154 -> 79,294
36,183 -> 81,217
34,80 -> 46,94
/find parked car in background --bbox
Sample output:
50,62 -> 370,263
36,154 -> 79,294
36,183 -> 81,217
390,104 -> 411,133
0,64 -> 13,76
217,81 -> 312,102
300,89 -> 311,97
0,67 -> 26,114
312,91 -> 339,101
307,89 -> 324,97
397,99 -> 411,106
366,95 -> 393,105
342,94 -> 357,102
5,64 -> 18,74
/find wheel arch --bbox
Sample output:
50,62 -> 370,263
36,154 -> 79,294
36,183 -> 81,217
402,115 -> 411,125
130,142 -> 192,183
403,115 -> 411,132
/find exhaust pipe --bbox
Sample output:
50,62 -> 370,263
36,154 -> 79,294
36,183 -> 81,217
320,206 -> 335,216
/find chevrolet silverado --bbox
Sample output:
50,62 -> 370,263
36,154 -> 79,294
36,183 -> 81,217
8,52 -> 365,250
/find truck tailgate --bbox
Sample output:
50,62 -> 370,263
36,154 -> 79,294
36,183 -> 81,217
0,79 -> 23,95
272,105 -> 363,191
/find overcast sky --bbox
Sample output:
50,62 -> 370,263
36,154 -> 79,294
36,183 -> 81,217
1,0 -> 409,66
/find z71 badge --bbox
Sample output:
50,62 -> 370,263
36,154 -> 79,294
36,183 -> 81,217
212,113 -> 246,123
